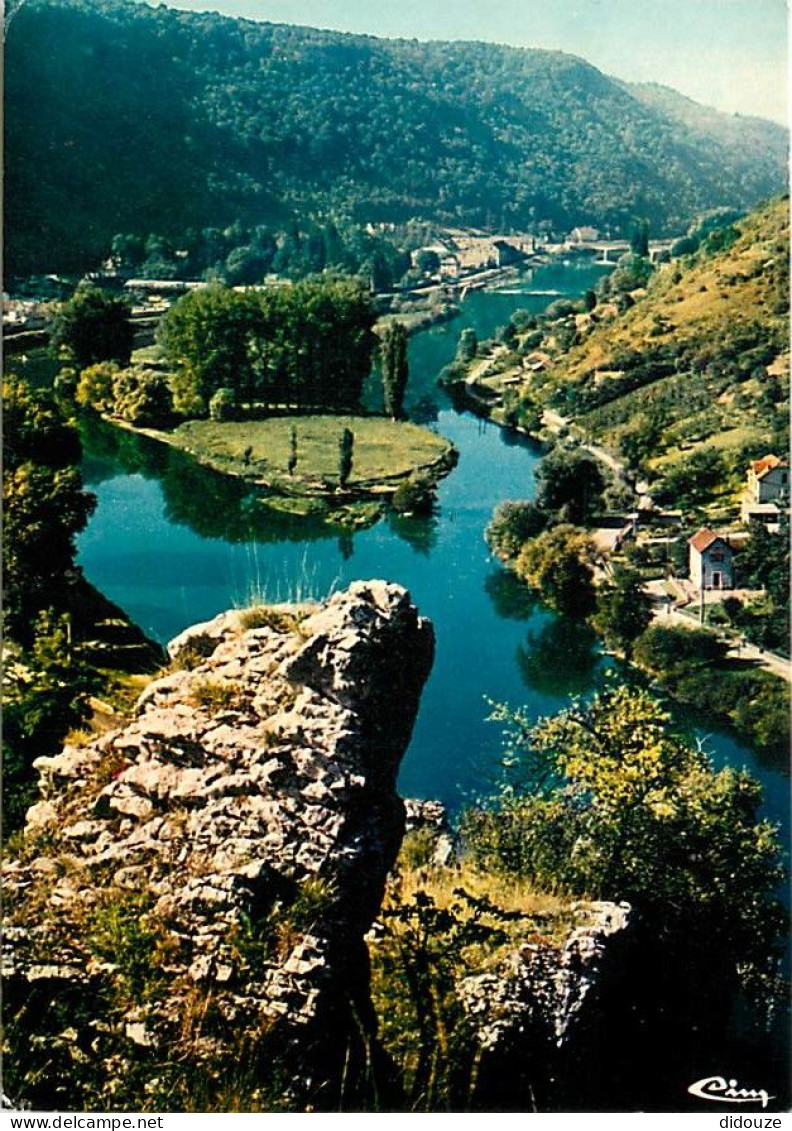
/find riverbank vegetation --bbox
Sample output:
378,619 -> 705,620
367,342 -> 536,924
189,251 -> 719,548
366,681 -> 784,1110
633,625 -> 789,752
157,278 -> 376,417
485,456 -> 789,754
57,277 -> 457,518
2,375 -> 163,833
459,198 -> 788,519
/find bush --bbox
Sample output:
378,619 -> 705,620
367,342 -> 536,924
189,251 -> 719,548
188,677 -> 242,712
238,607 -> 301,633
50,285 -> 134,368
515,524 -> 596,617
392,475 -> 434,516
462,686 -> 783,983
592,567 -> 652,655
633,623 -> 727,673
114,368 -> 174,426
209,387 -> 237,422
534,447 -> 605,524
485,500 -> 547,559
76,361 -> 120,413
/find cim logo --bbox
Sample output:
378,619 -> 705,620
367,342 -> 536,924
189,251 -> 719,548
688,1075 -> 772,1109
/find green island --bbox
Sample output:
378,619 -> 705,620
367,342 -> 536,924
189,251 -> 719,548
130,414 -> 457,523
54,276 -> 456,526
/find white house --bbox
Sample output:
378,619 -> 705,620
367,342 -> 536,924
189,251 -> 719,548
569,226 -> 600,244
688,529 -> 735,590
747,454 -> 789,503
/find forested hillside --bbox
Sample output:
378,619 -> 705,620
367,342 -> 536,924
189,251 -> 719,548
5,0 -> 788,275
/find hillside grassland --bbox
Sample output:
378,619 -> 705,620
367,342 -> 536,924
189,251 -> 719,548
550,199 -> 789,386
167,415 -> 455,491
520,198 -> 790,506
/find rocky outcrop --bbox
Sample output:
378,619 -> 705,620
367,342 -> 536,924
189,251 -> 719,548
3,581 -> 434,1111
403,798 -> 456,868
458,900 -> 632,1051
456,899 -> 634,1110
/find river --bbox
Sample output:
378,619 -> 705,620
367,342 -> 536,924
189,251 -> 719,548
75,262 -> 787,839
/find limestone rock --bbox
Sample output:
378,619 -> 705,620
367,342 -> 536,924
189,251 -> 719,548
4,582 -> 434,1111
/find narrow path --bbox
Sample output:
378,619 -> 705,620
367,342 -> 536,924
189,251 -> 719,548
651,603 -> 791,683
542,409 -> 626,477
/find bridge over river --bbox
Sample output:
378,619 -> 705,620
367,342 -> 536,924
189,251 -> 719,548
569,238 -> 676,264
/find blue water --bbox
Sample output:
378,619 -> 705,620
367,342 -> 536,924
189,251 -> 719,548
75,263 -> 788,830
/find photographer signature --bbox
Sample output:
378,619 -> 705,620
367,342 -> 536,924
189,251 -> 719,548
688,1075 -> 772,1108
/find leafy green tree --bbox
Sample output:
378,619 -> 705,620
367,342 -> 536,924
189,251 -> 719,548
158,277 -> 375,415
4,375 -> 82,469
619,412 -> 666,469
288,425 -> 298,476
592,567 -> 652,655
516,524 -> 596,617
534,448 -> 605,524
368,248 -> 393,293
50,286 -> 134,368
208,387 -> 237,422
3,611 -> 100,832
381,321 -> 409,419
463,685 -> 783,987
4,464 -> 96,644
485,500 -> 547,560
224,243 -> 272,286
633,623 -> 727,672
456,328 -> 478,363
113,368 -> 174,426
391,474 -> 434,516
630,219 -> 650,257
75,362 -> 121,414
721,596 -> 744,627
110,232 -> 146,271
607,253 -> 654,296
3,377 -> 96,643
736,520 -> 789,601
339,427 -> 354,487
415,249 -> 440,275
655,447 -> 726,509
157,283 -> 264,413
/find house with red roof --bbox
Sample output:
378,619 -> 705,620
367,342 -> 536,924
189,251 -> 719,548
688,529 -> 735,590
747,455 -> 789,503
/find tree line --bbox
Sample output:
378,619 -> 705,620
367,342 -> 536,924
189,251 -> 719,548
7,0 -> 787,276
52,280 -> 413,425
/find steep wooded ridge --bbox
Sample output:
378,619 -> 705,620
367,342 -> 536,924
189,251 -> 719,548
5,0 -> 788,275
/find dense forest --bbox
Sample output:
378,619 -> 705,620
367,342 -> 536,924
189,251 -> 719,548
5,0 -> 788,276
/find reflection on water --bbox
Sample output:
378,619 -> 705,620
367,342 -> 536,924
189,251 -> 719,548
72,263 -> 789,1105
75,263 -> 788,824
483,569 -> 537,621
516,616 -> 601,698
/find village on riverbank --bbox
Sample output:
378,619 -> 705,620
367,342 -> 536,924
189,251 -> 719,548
437,199 -> 790,690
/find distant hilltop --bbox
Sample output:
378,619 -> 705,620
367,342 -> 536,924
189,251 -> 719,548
5,0 -> 788,275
